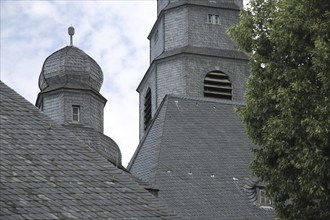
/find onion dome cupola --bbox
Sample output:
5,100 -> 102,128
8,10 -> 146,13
36,27 -> 107,133
36,27 -> 122,167
38,29 -> 103,93
38,46 -> 103,92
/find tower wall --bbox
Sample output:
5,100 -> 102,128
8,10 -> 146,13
150,16 -> 165,62
40,89 -> 105,133
156,57 -> 187,105
138,66 -> 157,140
43,93 -> 65,124
183,55 -> 248,102
188,5 -> 240,50
164,7 -> 189,51
139,0 -> 247,138
63,90 -> 105,132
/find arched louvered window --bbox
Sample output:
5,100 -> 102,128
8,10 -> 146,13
144,89 -> 152,130
204,71 -> 232,100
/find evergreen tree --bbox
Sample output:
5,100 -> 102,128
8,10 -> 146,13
229,0 -> 330,219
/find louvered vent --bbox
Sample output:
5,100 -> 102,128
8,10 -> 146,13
204,71 -> 232,100
144,89 -> 152,130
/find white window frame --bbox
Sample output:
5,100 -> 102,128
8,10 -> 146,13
214,15 -> 220,24
259,189 -> 272,206
207,14 -> 220,25
207,14 -> 213,23
72,105 -> 80,123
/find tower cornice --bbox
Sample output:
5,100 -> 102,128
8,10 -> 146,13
149,0 -> 241,40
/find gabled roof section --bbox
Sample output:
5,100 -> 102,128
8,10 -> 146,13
0,81 -> 178,219
129,95 -> 275,219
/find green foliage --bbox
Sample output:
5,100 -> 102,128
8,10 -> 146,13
229,0 -> 330,219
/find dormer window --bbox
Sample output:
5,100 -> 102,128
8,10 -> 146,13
243,177 -> 274,209
204,71 -> 232,100
72,105 -> 80,123
259,189 -> 272,206
144,89 -> 152,130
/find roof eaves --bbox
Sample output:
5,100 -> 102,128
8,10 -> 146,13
36,86 -> 107,107
155,46 -> 249,61
136,62 -> 157,93
137,46 -> 248,92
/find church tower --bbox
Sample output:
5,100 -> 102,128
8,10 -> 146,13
129,1 -> 275,218
36,27 -> 106,133
137,0 -> 248,138
36,27 -> 122,166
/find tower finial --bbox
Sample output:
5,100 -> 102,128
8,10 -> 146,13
68,26 -> 75,46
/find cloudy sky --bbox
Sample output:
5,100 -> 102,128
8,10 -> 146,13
1,0 -> 247,167
1,0 -> 158,167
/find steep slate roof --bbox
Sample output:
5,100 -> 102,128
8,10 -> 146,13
129,95 -> 275,219
0,81 -> 178,219
65,125 -> 123,168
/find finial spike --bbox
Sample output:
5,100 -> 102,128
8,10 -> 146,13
68,26 -> 75,46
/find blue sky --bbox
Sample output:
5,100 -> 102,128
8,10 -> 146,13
1,0 -> 248,166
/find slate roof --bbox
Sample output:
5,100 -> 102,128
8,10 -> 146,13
39,46 -> 103,92
129,95 -> 275,219
0,81 -> 178,219
65,124 -> 123,168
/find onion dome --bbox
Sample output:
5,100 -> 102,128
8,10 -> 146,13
39,27 -> 103,92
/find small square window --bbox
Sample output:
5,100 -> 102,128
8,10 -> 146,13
207,14 -> 220,25
72,105 -> 80,122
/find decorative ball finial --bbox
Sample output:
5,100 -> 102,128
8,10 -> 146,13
68,26 -> 75,46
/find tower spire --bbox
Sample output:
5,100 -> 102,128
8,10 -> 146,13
68,26 -> 75,46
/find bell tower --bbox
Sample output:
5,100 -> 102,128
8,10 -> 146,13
137,0 -> 249,138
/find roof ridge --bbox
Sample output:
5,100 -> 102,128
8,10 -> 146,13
127,95 -> 170,170
151,95 -> 171,187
